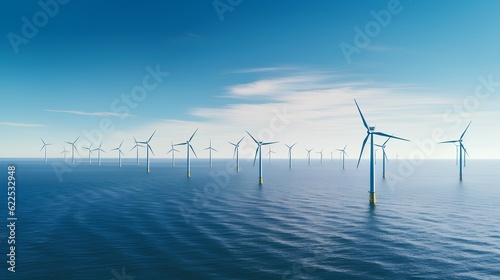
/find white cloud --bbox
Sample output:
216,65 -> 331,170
45,109 -> 133,118
0,122 -> 46,127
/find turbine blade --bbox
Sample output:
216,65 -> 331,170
253,147 -> 259,166
343,144 -> 347,150
190,144 -> 197,159
461,143 -> 470,157
438,140 -> 459,144
246,131 -> 259,144
148,130 -> 156,142
373,132 -> 410,142
383,137 -> 391,146
233,147 -> 237,158
228,142 -> 236,146
118,140 -> 123,149
237,137 -> 245,145
460,121 -> 472,140
174,142 -> 187,146
357,133 -> 369,168
149,145 -> 155,156
188,128 -> 198,142
262,141 -> 278,145
74,136 -> 80,143
354,99 -> 369,130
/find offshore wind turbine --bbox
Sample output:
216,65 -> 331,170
374,138 -> 391,178
246,131 -> 278,185
330,151 -> 334,162
138,131 -> 156,173
354,99 -> 410,205
284,143 -> 297,169
336,145 -> 348,170
40,138 -> 52,162
65,136 -> 80,164
438,121 -> 471,181
305,148 -> 313,166
83,142 -> 94,164
111,141 -> 124,168
267,146 -> 276,164
174,129 -> 198,177
93,141 -> 106,166
166,142 -> 180,167
60,146 -> 69,163
204,139 -> 217,167
316,149 -> 324,164
229,137 -> 244,172
130,137 -> 144,165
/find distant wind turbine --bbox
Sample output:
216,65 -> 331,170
375,138 -> 391,178
354,99 -> 410,205
284,143 -> 297,169
330,151 -> 334,162
93,141 -> 106,166
204,139 -> 217,167
267,146 -> 276,164
111,141 -> 124,168
83,142 -> 94,164
166,142 -> 180,167
317,149 -> 324,164
229,137 -> 244,172
138,131 -> 156,173
130,137 -> 144,165
65,136 -> 80,164
174,129 -> 198,177
336,145 -> 348,170
60,146 -> 69,163
40,138 -> 52,162
305,148 -> 313,166
438,121 -> 471,181
246,131 -> 278,185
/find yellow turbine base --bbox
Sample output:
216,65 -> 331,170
187,172 -> 190,177
147,167 -> 150,173
259,177 -> 263,185
383,172 -> 386,179
369,192 -> 376,205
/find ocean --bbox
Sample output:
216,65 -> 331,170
1,158 -> 499,279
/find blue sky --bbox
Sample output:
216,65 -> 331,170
1,0 -> 499,160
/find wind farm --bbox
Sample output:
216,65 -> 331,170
4,1 -> 500,279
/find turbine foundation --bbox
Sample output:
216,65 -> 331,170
259,177 -> 263,185
369,192 -> 376,205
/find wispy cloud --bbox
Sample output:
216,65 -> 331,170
0,122 -> 46,127
45,110 -> 133,118
229,67 -> 297,74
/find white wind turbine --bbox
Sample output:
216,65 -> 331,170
267,146 -> 276,164
246,131 -> 278,185
60,146 -> 69,163
138,131 -> 156,173
93,141 -> 106,166
229,137 -> 244,172
284,143 -> 297,169
111,141 -> 124,168
174,129 -> 198,177
166,142 -> 180,167
65,136 -> 80,164
336,145 -> 348,170
305,148 -> 314,166
130,137 -> 143,165
316,149 -> 324,164
204,139 -> 217,167
83,142 -> 94,164
40,138 -> 52,162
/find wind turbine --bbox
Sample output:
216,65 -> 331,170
336,145 -> 348,170
305,148 -> 313,166
130,137 -> 143,165
60,146 -> 69,163
267,146 -> 276,164
83,142 -> 94,164
65,136 -> 80,164
174,129 -> 198,177
284,143 -> 297,169
375,138 -> 391,178
316,149 -> 324,164
111,141 -> 124,168
354,99 -> 410,205
166,142 -> 180,167
246,131 -> 278,185
330,151 -> 334,162
138,131 -> 156,173
40,138 -> 52,162
204,139 -> 217,167
229,137 -> 244,172
93,141 -> 106,166
438,121 -> 471,181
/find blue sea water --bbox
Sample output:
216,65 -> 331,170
1,158 -> 499,279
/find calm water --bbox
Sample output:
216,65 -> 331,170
1,158 -> 499,279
